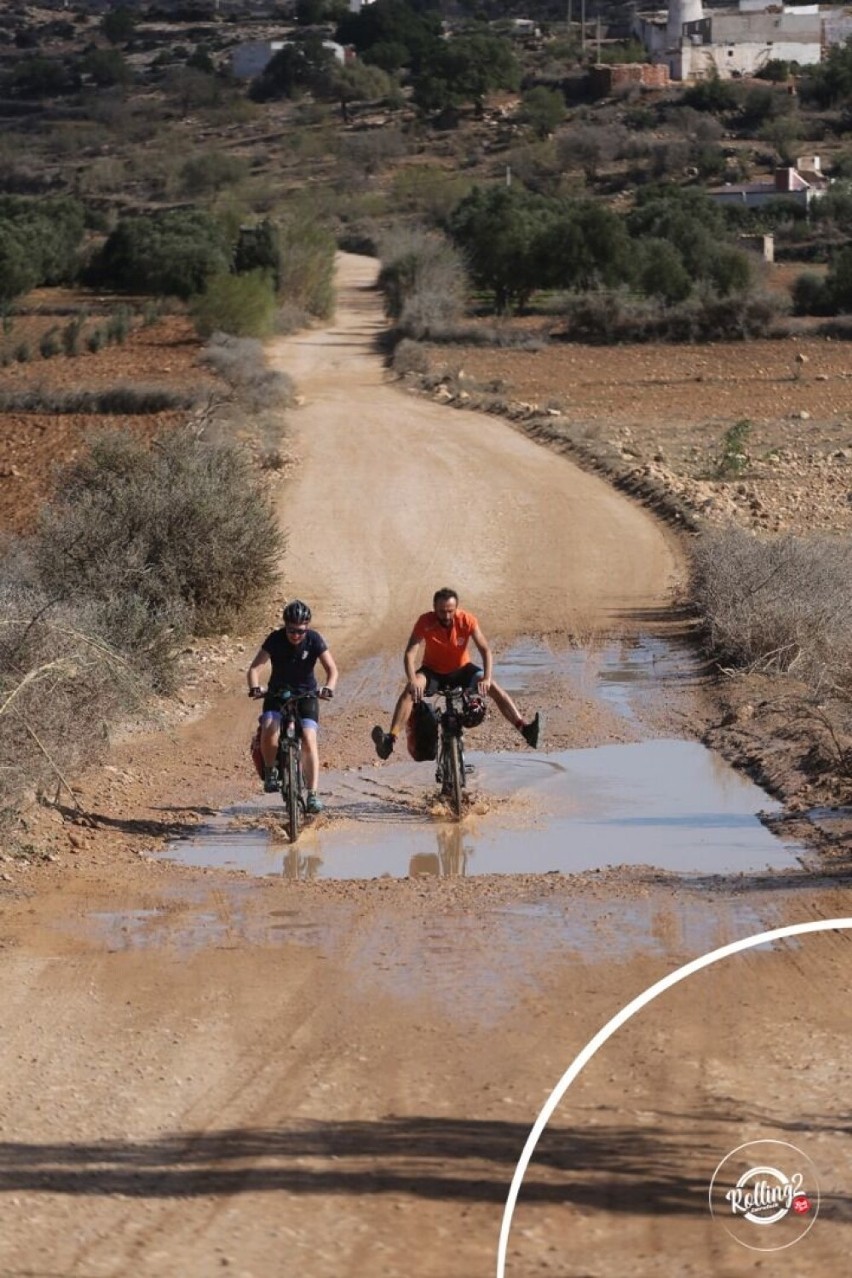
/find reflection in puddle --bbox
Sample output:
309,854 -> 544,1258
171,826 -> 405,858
162,739 -> 803,881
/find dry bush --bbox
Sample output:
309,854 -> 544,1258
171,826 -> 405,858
275,300 -> 312,335
0,574 -> 155,821
34,427 -> 285,642
0,385 -> 198,414
417,324 -> 546,349
691,526 -> 852,694
340,128 -> 408,184
378,226 -> 468,338
392,338 -> 431,376
200,333 -> 295,411
556,289 -> 782,343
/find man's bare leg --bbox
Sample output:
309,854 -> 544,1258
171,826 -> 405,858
487,681 -> 541,748
486,681 -> 524,730
373,675 -> 426,757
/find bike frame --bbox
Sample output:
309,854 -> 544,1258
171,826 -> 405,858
268,690 -> 306,843
434,687 -> 468,819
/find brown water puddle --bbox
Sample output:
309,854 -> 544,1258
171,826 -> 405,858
160,738 -> 802,881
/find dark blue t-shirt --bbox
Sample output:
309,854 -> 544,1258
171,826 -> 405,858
262,628 -> 328,695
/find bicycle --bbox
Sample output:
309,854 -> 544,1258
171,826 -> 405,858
268,688 -> 307,843
432,686 -> 484,820
250,688 -> 319,843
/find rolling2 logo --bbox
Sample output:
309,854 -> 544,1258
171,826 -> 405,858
495,919 -> 847,1274
709,1140 -> 819,1251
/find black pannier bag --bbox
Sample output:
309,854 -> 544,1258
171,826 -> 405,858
406,700 -> 439,761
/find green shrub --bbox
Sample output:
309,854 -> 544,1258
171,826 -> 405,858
0,222 -> 38,302
141,300 -> 165,327
755,59 -> 792,83
61,315 -> 85,356
682,75 -> 740,114
234,219 -> 281,288
517,86 -> 566,140
190,269 -> 277,338
792,271 -> 831,315
825,244 -> 852,312
86,328 -> 105,353
0,196 -> 85,302
91,208 -> 232,299
105,305 -> 132,345
277,212 -> 336,319
180,150 -> 251,197
39,327 -> 60,359
714,419 -> 752,479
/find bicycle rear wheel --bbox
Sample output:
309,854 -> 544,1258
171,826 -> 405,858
282,747 -> 301,843
446,734 -> 463,820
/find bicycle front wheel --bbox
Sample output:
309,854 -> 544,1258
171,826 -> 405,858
282,747 -> 301,843
446,734 -> 464,820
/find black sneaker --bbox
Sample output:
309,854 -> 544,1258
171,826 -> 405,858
371,725 -> 394,760
263,765 -> 280,793
521,713 -> 541,749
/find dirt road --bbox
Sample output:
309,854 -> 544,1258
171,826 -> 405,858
269,253 -> 682,663
1,255 -> 849,1278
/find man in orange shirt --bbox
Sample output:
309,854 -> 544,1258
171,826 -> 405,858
371,587 -> 540,759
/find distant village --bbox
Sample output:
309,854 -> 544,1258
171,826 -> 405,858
19,0 -> 852,85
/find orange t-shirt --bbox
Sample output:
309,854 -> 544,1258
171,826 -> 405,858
412,609 -> 478,675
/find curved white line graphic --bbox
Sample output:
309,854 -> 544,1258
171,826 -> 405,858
496,916 -> 852,1276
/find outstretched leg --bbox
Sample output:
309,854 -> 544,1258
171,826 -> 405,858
372,675 -> 426,758
487,680 -> 541,748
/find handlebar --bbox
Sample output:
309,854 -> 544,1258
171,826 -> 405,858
248,687 -> 334,701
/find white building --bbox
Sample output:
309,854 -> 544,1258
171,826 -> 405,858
709,156 -> 830,207
635,1 -> 852,80
230,38 -> 348,79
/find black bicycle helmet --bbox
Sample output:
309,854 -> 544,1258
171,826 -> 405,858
283,599 -> 312,625
461,693 -> 487,728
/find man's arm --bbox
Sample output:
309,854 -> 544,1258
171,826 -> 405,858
319,648 -> 338,693
403,632 -> 423,694
471,625 -> 493,692
247,648 -> 270,693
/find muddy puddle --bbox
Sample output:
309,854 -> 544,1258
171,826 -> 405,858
162,738 -> 802,882
160,635 -> 803,882
498,633 -> 697,723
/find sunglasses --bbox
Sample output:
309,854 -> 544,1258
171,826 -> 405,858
286,625 -> 308,635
